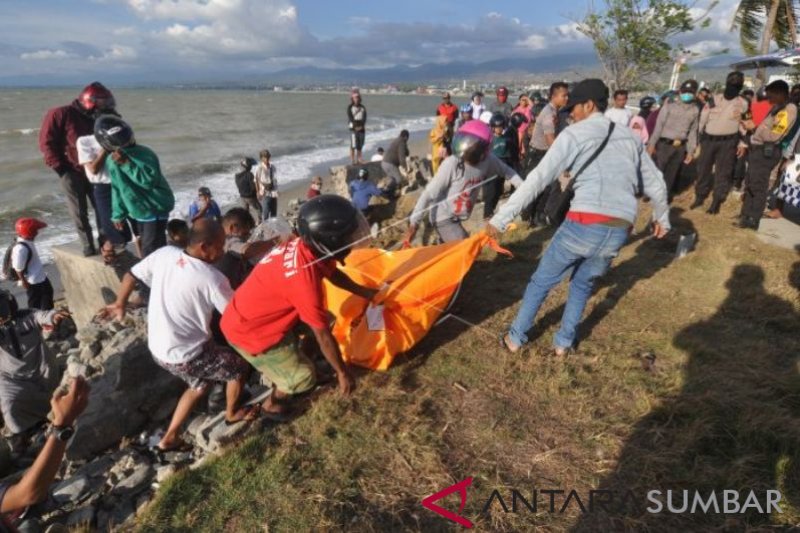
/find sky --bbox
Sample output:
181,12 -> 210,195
0,0 -> 744,84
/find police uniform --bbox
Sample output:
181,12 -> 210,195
647,81 -> 700,200
695,93 -> 749,211
741,100 -> 797,227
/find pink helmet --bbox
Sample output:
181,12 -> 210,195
452,120 -> 492,165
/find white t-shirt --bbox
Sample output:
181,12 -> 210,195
10,238 -> 46,285
471,103 -> 486,120
131,246 -> 233,365
605,107 -> 633,127
76,135 -> 111,185
370,154 -> 384,162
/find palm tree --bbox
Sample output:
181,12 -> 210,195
732,0 -> 799,80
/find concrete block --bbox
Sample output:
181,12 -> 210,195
51,241 -> 135,329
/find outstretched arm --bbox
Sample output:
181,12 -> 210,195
329,270 -> 377,301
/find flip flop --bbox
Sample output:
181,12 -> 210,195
224,404 -> 261,426
148,440 -> 194,464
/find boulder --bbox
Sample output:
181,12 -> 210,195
64,313 -> 183,461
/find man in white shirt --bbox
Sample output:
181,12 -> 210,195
470,92 -> 486,120
101,219 -> 253,452
11,218 -> 53,310
76,134 -> 130,250
370,147 -> 384,162
605,89 -> 633,127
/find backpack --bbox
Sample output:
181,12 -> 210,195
235,170 -> 257,198
1,241 -> 31,282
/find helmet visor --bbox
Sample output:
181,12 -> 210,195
309,210 -> 373,262
452,132 -> 488,165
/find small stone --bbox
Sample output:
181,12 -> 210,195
155,464 -> 176,483
66,361 -> 89,378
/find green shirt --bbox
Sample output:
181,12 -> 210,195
106,144 -> 175,222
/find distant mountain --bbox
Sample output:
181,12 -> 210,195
265,53 -> 600,85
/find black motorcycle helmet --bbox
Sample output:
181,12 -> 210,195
639,96 -> 656,110
0,290 -> 19,324
509,112 -> 528,130
296,194 -> 371,262
489,112 -> 508,129
94,115 -> 135,152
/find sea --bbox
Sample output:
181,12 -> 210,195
0,89 -> 444,262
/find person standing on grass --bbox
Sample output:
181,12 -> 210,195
221,195 -> 377,418
347,89 -> 367,164
39,82 -> 115,257
11,218 -> 54,311
691,71 -> 749,215
235,157 -> 261,220
95,115 -> 175,257
738,80 -> 797,230
381,130 -> 410,195
255,149 -> 278,221
646,79 -> 700,202
605,89 -> 632,127
487,79 -> 670,356
100,219 -> 255,453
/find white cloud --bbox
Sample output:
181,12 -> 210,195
518,34 -> 547,50
20,49 -> 72,60
89,44 -> 139,62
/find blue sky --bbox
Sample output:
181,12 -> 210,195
0,0 -> 741,84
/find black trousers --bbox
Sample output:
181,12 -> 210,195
695,136 -> 739,203
483,174 -> 506,219
741,145 -> 782,221
27,278 -> 54,310
522,148 -> 548,221
654,141 -> 687,200
139,219 -> 168,258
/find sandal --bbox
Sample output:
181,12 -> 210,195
224,404 -> 261,426
501,334 -> 521,354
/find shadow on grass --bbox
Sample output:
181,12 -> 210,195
572,263 -> 800,531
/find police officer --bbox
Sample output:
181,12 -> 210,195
691,71 -> 749,214
647,79 -> 701,202
739,80 -> 797,230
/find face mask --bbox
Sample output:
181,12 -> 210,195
680,93 -> 694,103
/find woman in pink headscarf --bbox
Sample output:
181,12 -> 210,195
630,96 -> 656,144
512,95 -> 533,158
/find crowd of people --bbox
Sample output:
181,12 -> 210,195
1,72 -> 799,527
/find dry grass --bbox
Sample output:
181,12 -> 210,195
135,192 -> 800,532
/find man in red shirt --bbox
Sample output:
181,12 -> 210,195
222,195 -> 376,416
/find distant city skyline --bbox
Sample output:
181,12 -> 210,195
0,0 -> 751,84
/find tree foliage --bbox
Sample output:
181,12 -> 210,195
731,0 -> 798,58
577,0 -> 714,89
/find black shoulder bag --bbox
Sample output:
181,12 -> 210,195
544,122 -> 616,226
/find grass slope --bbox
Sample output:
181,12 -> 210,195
136,195 -> 800,532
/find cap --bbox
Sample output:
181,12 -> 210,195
679,79 -> 699,94
563,79 -> 609,111
198,186 -> 212,197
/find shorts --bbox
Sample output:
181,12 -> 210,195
155,342 -> 250,390
350,130 -> 365,151
232,332 -> 316,395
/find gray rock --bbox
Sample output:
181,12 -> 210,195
52,474 -> 90,505
66,504 -> 96,528
66,360 -> 90,378
155,464 -> 176,483
113,464 -> 154,496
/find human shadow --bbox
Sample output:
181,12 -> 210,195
572,264 -> 800,531
525,208 -> 696,348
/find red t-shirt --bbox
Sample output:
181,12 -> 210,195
307,187 -> 321,199
437,102 -> 459,124
220,238 -> 336,354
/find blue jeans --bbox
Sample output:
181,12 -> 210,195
92,184 -> 130,246
508,219 -> 629,349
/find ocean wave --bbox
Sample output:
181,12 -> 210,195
0,127 -> 39,136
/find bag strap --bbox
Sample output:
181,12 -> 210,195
14,241 -> 32,276
564,121 -> 616,191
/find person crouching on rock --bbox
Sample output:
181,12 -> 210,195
99,219 -> 255,453
404,120 -> 523,244
221,195 -> 378,418
0,290 -> 69,453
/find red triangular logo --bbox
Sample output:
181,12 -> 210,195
421,477 -> 474,528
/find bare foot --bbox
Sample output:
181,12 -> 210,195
764,209 -> 783,219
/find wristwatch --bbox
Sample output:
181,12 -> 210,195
46,424 -> 75,442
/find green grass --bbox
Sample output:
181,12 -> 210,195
136,193 -> 800,532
